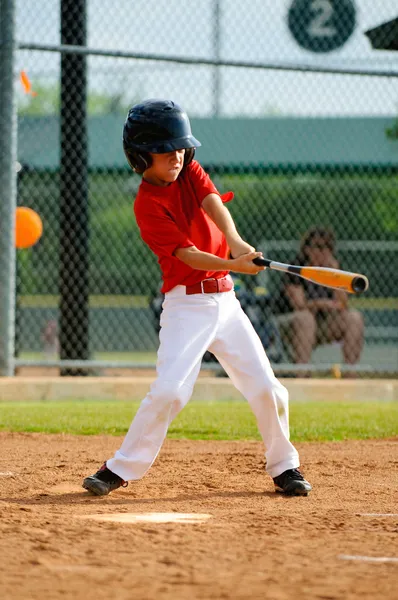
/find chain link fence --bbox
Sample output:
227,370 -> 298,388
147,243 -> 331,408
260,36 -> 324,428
1,0 -> 397,376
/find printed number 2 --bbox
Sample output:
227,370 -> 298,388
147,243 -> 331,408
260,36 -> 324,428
307,0 -> 336,38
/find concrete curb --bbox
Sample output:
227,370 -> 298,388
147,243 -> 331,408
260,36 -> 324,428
0,377 -> 397,402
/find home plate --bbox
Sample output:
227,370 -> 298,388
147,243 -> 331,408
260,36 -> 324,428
82,512 -> 212,524
358,513 -> 398,517
339,554 -> 398,563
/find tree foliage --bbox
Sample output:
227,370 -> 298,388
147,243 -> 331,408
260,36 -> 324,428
18,83 -> 133,116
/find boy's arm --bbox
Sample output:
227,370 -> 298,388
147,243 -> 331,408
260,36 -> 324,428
174,246 -> 265,275
202,193 -> 255,258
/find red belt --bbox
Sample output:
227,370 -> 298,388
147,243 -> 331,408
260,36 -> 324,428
186,276 -> 233,295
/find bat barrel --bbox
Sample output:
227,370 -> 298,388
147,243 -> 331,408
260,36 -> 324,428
252,258 -> 369,295
351,275 -> 369,294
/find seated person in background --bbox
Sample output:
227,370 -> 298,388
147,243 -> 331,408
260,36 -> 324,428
41,319 -> 59,359
273,227 -> 364,366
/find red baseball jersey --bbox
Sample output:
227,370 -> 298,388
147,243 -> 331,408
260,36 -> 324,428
134,160 -> 234,293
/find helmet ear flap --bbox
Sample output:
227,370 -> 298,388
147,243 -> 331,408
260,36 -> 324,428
124,149 -> 152,174
184,148 -> 195,167
134,152 -> 151,174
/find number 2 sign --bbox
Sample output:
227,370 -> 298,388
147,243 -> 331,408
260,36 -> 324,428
288,0 -> 356,53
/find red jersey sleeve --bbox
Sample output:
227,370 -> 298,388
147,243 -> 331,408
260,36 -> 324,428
186,160 -> 234,204
136,210 -> 193,258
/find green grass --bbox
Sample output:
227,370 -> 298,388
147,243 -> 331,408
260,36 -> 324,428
0,401 -> 397,441
18,351 -> 158,363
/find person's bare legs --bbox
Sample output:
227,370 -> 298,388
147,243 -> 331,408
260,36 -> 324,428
341,309 -> 364,364
289,310 -> 317,363
326,309 -> 364,377
277,310 -> 317,377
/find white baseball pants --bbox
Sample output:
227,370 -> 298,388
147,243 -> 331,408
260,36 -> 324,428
107,278 -> 300,481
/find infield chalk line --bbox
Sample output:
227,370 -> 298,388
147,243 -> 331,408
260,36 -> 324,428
357,513 -> 398,517
339,555 -> 398,563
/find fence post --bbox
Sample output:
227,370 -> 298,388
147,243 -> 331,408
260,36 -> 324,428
59,0 -> 89,375
0,0 -> 17,376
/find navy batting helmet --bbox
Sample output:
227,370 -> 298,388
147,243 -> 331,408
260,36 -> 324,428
123,99 -> 201,173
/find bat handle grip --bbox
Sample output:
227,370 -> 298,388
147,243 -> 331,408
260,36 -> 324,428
252,257 -> 272,268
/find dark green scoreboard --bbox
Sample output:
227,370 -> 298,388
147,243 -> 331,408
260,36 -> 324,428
288,0 -> 356,53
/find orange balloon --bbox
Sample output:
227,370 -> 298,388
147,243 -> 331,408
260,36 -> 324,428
15,207 -> 43,249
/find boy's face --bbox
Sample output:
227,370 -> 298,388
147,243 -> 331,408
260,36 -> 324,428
143,149 -> 185,186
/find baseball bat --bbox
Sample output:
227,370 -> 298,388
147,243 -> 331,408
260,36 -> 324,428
252,257 -> 369,294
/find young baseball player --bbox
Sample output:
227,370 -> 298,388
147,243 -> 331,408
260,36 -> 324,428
83,99 -> 312,497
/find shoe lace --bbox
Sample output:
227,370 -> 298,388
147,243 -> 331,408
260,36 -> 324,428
97,464 -> 126,486
289,468 -> 305,481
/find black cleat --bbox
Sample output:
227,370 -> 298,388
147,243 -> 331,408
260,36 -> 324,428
273,468 -> 312,496
82,462 -> 127,496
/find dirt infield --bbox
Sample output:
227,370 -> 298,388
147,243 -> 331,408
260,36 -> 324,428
0,433 -> 397,600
